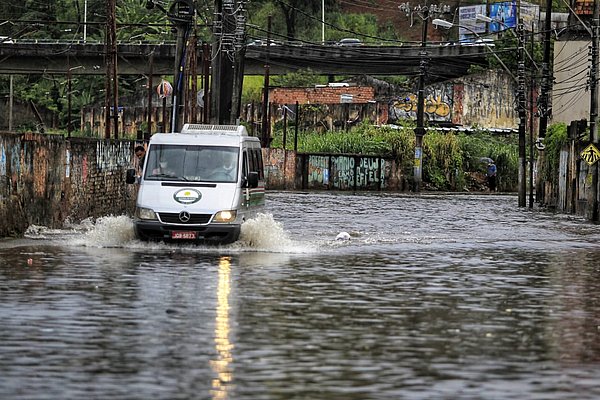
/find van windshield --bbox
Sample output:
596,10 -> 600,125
144,145 -> 239,183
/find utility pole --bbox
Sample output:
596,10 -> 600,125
536,0 -> 552,204
211,0 -> 246,124
146,0 -> 195,132
529,32 -> 535,209
517,18 -> 527,207
322,0 -> 325,44
399,2 -> 450,192
8,75 -> 13,132
146,53 -> 153,140
261,15 -> 272,148
537,0 -> 552,146
68,58 -> 72,137
414,12 -> 428,193
169,0 -> 194,133
104,0 -> 117,139
590,0 -> 599,221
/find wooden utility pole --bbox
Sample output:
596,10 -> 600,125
146,53 -> 153,140
261,15 -> 272,147
104,0 -> 117,139
8,75 -> 13,131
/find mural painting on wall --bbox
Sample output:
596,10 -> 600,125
308,155 -> 329,186
389,84 -> 453,123
331,156 -> 385,190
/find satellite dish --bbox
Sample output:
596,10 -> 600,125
197,89 -> 205,107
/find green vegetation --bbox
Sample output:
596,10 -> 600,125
270,120 -> 520,191
538,122 -> 568,187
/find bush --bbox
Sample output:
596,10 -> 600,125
539,122 -> 568,186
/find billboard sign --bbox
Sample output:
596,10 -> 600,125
458,5 -> 487,41
489,1 -> 516,32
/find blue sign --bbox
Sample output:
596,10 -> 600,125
489,1 -> 516,32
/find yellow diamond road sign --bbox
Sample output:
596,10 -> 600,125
581,144 -> 600,165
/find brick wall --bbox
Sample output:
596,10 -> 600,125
269,86 -> 376,105
0,132 -> 137,237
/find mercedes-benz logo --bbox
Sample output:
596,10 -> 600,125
178,211 -> 191,223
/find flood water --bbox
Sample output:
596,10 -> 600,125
2,191 -> 600,399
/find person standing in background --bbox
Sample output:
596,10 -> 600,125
487,161 -> 497,192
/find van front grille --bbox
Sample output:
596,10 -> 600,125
158,213 -> 212,224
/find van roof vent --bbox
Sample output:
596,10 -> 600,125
180,124 -> 247,136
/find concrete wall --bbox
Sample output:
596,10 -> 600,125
0,132 -> 137,237
388,71 -> 519,129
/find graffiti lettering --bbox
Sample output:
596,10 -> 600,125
308,155 -> 329,185
96,141 -> 131,172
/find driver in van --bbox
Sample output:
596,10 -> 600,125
204,151 -> 236,180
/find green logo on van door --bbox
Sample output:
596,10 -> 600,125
173,188 -> 202,204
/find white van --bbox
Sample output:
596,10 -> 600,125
126,124 -> 265,244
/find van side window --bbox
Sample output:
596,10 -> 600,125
255,148 -> 265,179
246,147 -> 263,180
242,151 -> 248,177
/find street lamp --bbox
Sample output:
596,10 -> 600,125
399,2 -> 450,192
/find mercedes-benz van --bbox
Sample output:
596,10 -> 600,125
126,124 -> 265,244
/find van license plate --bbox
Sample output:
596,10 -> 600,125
171,231 -> 197,239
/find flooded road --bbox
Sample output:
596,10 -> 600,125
2,192 -> 600,399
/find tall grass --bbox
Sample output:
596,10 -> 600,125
270,122 -> 521,191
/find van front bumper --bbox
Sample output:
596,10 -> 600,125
134,220 -> 241,244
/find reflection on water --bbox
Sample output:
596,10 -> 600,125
2,193 -> 600,399
211,256 -> 233,400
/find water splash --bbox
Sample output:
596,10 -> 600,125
70,215 -> 136,247
236,213 -> 313,253
22,212 -> 315,253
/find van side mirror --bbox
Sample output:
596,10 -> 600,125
125,168 -> 136,184
244,171 -> 259,188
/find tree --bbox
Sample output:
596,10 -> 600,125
276,0 -> 318,41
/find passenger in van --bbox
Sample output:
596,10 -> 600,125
152,158 -> 176,176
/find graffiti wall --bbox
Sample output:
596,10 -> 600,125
389,84 -> 454,123
303,154 -> 402,191
388,71 -> 519,130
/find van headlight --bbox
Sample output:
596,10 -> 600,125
136,207 -> 157,220
213,210 -> 237,223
